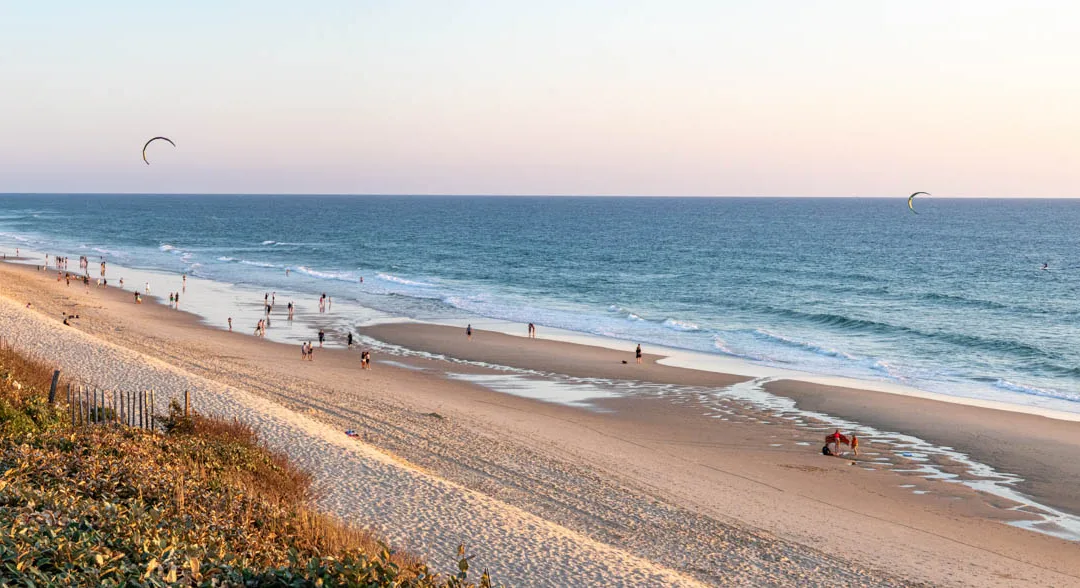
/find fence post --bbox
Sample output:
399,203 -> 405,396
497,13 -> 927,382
184,390 -> 190,418
68,383 -> 74,426
139,390 -> 145,429
48,370 -> 60,404
149,389 -> 155,432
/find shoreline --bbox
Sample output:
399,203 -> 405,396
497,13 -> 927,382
2,259 -> 1080,584
363,321 -> 1080,521
7,239 -> 1080,422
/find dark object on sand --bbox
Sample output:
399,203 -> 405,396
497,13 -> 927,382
822,444 -> 833,456
621,360 -> 628,364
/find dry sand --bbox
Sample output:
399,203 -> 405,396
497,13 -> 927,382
3,261 -> 1080,586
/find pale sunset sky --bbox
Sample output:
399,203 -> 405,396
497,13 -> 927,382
2,1 -> 1078,196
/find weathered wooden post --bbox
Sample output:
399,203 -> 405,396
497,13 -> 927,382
184,390 -> 190,418
48,370 -> 60,405
149,389 -> 155,432
68,383 -> 74,426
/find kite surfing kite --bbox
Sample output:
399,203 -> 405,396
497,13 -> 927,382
142,136 -> 175,165
908,191 -> 929,214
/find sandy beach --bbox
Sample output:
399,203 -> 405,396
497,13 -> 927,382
3,260 -> 1080,586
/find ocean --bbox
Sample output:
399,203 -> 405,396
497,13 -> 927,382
1,194 -> 1078,412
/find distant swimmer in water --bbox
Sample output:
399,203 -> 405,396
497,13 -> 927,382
466,324 -> 472,341
1041,262 -> 1049,270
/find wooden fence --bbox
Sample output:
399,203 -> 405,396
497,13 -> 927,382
60,373 -> 192,431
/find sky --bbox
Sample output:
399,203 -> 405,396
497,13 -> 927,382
2,1 -> 1079,196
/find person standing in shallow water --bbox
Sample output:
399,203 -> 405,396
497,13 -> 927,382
466,324 -> 472,341
635,344 -> 643,364
318,329 -> 325,347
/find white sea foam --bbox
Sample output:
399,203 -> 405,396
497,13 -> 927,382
239,259 -> 277,268
994,379 -> 1080,402
753,329 -> 860,361
376,273 -> 433,287
662,318 -> 700,332
295,266 -> 356,282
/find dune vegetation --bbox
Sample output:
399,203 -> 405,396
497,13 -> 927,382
0,342 -> 494,586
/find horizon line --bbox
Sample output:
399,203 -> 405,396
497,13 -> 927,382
2,192 -> 1079,200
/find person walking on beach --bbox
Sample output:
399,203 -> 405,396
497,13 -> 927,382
466,324 -> 472,341
347,332 -> 353,348
287,301 -> 294,320
145,281 -> 151,294
635,344 -> 643,364
174,291 -> 179,306
318,329 -> 325,348
307,341 -> 315,360
850,433 -> 859,456
528,323 -> 536,338
182,273 -> 186,291
228,317 -> 232,331
169,293 -> 174,306
301,341 -> 308,361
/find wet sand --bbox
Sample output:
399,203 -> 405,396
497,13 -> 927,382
3,260 -> 1080,586
768,379 -> 1080,517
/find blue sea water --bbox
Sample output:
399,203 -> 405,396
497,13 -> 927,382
1,194 -> 1078,409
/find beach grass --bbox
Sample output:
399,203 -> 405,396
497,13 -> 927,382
0,342 -> 495,586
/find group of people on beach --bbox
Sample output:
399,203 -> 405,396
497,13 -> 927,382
319,293 -> 331,313
822,429 -> 859,457
301,340 -> 315,360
